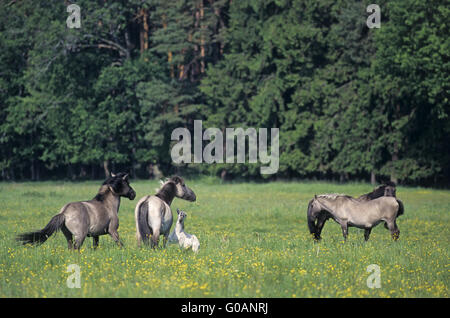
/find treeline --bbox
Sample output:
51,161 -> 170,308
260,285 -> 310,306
0,0 -> 448,186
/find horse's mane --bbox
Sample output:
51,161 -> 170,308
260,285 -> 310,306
93,172 -> 130,201
317,193 -> 354,200
93,184 -> 110,201
155,178 -> 169,194
155,176 -> 183,204
155,176 -> 184,191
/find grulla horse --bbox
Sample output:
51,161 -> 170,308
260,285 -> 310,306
309,183 -> 398,241
17,172 -> 136,249
307,194 -> 404,241
135,176 -> 196,248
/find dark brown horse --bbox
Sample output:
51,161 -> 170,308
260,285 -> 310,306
17,172 -> 136,249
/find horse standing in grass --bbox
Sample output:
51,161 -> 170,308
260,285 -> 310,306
307,194 -> 404,241
135,176 -> 196,248
310,183 -> 398,240
16,172 -> 136,249
169,208 -> 200,253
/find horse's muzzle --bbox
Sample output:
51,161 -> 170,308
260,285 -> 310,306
128,189 -> 136,200
184,193 -> 196,202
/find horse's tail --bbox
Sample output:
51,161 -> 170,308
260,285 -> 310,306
396,199 -> 404,217
307,199 -> 317,237
135,196 -> 152,246
16,213 -> 65,246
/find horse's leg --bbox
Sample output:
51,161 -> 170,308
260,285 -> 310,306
92,235 -> 99,249
61,225 -> 74,250
73,234 -> 86,250
108,219 -> 124,247
162,233 -> 169,248
151,229 -> 160,249
364,228 -> 372,241
110,232 -> 123,247
340,221 -> 348,241
315,215 -> 328,240
108,229 -> 123,247
386,219 -> 400,241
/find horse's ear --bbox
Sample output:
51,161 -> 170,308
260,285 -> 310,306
314,194 -> 317,199
177,208 -> 180,214
111,172 -> 116,178
172,176 -> 180,184
386,181 -> 396,187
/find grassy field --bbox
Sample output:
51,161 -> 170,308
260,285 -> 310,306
0,178 -> 448,297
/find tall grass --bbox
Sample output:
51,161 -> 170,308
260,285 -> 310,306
0,179 -> 448,297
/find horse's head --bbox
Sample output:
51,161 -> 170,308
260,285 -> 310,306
307,195 -> 328,240
106,172 -> 136,200
310,195 -> 332,213
171,176 -> 196,202
382,181 -> 396,197
309,195 -> 320,214
366,182 -> 396,200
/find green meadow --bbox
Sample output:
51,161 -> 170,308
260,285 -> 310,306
0,179 -> 448,297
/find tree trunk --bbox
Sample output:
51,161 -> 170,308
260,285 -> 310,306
131,133 -> 137,179
200,0 -> 205,73
391,104 -> 401,184
391,142 -> 399,184
68,164 -> 75,180
162,14 -> 174,78
91,164 -> 96,180
221,169 -> 227,181
31,159 -> 36,181
139,8 -> 149,53
36,161 -> 40,181
103,160 -> 110,178
178,64 -> 185,80
371,171 -> 376,185
214,3 -> 225,58
80,166 -> 87,178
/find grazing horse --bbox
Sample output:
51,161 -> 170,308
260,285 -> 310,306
307,194 -> 404,241
169,208 -> 200,253
135,176 -> 196,248
16,172 -> 136,249
310,182 -> 397,240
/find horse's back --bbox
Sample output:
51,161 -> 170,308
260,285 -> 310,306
332,196 -> 397,227
138,195 -> 173,235
352,196 -> 400,225
367,196 -> 398,211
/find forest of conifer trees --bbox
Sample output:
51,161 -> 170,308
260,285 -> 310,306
0,0 -> 448,186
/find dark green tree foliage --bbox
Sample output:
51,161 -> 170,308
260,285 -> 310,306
372,0 -> 449,183
0,0 -> 448,185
